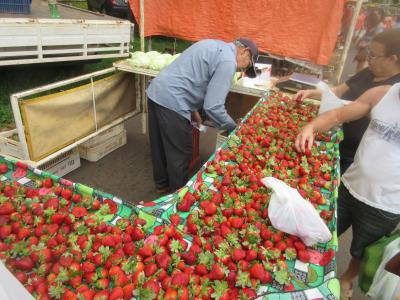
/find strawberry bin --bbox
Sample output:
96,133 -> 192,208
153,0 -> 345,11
0,90 -> 343,300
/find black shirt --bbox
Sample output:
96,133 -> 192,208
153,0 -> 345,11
339,68 -> 400,173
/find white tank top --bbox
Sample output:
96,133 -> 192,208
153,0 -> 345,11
342,83 -> 400,214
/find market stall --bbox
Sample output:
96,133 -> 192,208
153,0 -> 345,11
0,90 -> 342,299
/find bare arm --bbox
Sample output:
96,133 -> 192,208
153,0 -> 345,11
295,85 -> 390,152
331,83 -> 350,98
385,252 -> 400,277
295,83 -> 349,101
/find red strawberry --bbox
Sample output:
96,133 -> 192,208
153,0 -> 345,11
14,257 -> 34,271
200,201 -> 217,216
15,271 -> 28,284
109,287 -> 124,300
171,272 -> 189,286
61,189 -> 73,200
142,279 -> 160,297
102,235 -> 115,247
156,253 -> 171,270
232,248 -> 246,261
60,253 -> 74,267
93,290 -> 110,300
181,251 -> 196,265
298,250 -> 310,262
164,288 -> 178,300
246,249 -> 258,261
72,206 -> 87,218
0,202 -> 15,215
78,290 -> 96,300
294,241 -> 306,251
0,163 -> 8,174
170,213 -> 180,226
123,242 -> 136,256
276,241 -> 287,252
104,199 -> 118,214
17,227 -> 31,240
0,225 -> 11,240
249,263 -> 265,281
114,272 -> 128,287
138,244 -> 154,257
95,278 -> 110,290
82,261 -> 96,274
319,249 -> 334,266
71,193 -> 82,204
42,178 -> 53,188
144,263 -> 157,277
177,197 -> 192,212
262,271 -> 273,284
123,283 -> 135,300
50,213 -> 65,224
195,264 -> 208,275
209,264 -> 225,280
131,227 -> 145,241
44,198 -> 59,210
230,217 -> 243,229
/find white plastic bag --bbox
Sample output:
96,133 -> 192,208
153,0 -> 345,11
367,238 -> 400,300
261,177 -> 332,246
317,81 -> 344,115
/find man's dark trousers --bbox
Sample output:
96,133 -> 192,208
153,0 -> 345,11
148,98 -> 192,191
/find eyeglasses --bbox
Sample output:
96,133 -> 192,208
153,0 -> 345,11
239,50 -> 252,73
366,47 -> 386,60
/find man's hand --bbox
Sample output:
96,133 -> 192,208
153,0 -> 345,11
295,124 -> 315,153
192,111 -> 202,127
236,118 -> 243,126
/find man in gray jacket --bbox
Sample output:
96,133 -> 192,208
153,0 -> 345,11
147,38 -> 258,192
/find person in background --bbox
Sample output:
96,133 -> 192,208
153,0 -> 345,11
295,29 -> 400,174
353,7 -> 366,42
295,83 -> 400,300
354,8 -> 386,71
146,38 -> 258,193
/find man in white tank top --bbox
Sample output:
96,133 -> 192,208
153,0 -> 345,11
296,83 -> 400,300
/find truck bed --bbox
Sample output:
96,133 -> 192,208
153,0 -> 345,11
0,1 -> 119,21
0,2 -> 132,66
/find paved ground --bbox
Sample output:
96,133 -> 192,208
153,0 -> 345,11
65,45 -> 371,300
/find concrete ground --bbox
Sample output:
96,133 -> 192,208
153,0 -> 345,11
66,45 -> 370,300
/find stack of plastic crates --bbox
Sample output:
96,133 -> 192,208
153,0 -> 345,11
0,0 -> 31,14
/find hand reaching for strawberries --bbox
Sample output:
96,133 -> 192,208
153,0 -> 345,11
294,89 -> 321,102
295,124 -> 315,153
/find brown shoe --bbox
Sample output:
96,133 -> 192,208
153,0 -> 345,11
156,186 -> 171,194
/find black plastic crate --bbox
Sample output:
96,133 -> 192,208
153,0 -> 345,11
0,0 -> 31,14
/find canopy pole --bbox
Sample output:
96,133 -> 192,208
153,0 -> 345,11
139,0 -> 148,134
140,0 -> 144,51
335,0 -> 363,85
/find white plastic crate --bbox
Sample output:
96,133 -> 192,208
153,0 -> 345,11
215,131 -> 229,150
79,129 -> 127,162
82,124 -> 125,148
38,148 -> 81,177
0,129 -> 24,160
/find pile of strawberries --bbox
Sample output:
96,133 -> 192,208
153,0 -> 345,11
0,94 -> 338,300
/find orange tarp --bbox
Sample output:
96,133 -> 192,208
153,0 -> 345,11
129,0 -> 345,65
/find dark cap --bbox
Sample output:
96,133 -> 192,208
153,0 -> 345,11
237,37 -> 259,78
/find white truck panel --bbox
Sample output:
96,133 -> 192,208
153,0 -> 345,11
0,3 -> 133,66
